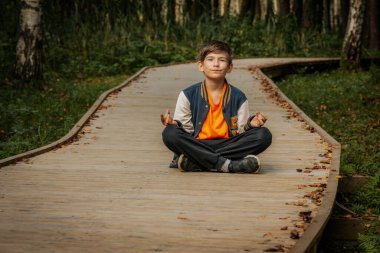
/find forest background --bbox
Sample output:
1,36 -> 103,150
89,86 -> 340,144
0,0 -> 379,252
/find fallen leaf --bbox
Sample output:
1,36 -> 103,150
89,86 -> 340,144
264,245 -> 285,252
320,159 -> 330,164
263,232 -> 273,237
294,222 -> 304,229
290,229 -> 300,239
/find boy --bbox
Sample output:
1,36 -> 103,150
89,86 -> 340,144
161,40 -> 272,173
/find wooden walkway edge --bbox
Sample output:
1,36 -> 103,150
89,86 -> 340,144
0,58 -> 341,252
252,65 -> 341,253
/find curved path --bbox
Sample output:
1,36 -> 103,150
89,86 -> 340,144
0,58 -> 340,252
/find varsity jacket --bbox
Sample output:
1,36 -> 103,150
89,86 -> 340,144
173,80 -> 250,138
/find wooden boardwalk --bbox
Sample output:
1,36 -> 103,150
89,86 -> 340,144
0,58 -> 340,253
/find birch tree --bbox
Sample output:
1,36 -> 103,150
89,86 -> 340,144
341,0 -> 366,70
15,0 -> 43,87
259,0 -> 270,23
219,0 -> 230,16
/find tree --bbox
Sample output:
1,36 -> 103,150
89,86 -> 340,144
302,0 -> 316,29
341,0 -> 366,70
259,0 -> 270,23
15,0 -> 43,87
367,0 -> 380,50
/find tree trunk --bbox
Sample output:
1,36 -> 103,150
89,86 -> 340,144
229,0 -> 244,16
341,0 -> 366,70
219,0 -> 230,16
175,0 -> 185,24
290,0 -> 303,26
279,0 -> 290,16
302,0 -> 316,29
210,0 -> 216,19
272,0 -> 289,17
272,0 -> 280,16
322,0 -> 331,32
166,0 -> 176,25
253,0 -> 261,23
331,0 -> 342,32
368,0 -> 380,50
15,0 -> 43,87
259,0 -> 270,23
340,0 -> 350,36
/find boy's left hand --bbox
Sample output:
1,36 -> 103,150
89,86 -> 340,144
250,112 -> 267,127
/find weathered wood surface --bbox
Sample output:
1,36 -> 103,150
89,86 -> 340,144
0,58 -> 340,252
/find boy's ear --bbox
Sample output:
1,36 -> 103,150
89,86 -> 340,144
197,61 -> 204,72
227,63 -> 234,73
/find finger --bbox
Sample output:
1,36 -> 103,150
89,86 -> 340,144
258,112 -> 267,122
161,114 -> 166,125
165,116 -> 170,126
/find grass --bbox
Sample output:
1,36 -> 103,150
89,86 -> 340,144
276,66 -> 380,252
277,66 -> 380,176
0,74 -> 129,159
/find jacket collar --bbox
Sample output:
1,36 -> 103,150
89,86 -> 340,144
201,79 -> 232,108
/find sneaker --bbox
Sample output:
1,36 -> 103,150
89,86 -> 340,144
178,154 -> 203,172
228,155 -> 261,173
169,154 -> 179,168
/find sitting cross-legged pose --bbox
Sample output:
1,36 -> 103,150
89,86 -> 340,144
161,40 -> 272,173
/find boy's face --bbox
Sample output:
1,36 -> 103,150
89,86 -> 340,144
198,51 -> 233,81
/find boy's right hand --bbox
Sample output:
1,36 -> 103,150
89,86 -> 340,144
161,109 -> 176,126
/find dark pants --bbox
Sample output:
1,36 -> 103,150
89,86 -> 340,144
162,125 -> 272,171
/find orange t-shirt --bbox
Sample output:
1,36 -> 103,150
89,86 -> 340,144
197,84 -> 229,140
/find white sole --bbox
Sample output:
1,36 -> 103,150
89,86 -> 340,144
178,154 -> 185,172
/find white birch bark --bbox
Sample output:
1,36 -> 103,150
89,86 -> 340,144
175,0 -> 185,24
260,0 -> 269,22
272,0 -> 280,16
220,0 -> 232,16
342,0 -> 366,68
230,0 -> 244,16
15,0 -> 43,86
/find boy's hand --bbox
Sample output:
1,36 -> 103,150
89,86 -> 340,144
250,112 -> 268,128
160,109 -> 177,126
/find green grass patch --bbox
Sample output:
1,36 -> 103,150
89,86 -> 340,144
277,66 -> 380,176
277,66 -> 380,252
0,74 -> 129,159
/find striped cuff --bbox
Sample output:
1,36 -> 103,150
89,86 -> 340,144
244,115 -> 256,131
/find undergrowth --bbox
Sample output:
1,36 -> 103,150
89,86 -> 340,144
0,74 -> 128,159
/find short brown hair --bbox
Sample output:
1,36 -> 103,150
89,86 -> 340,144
197,40 -> 232,64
